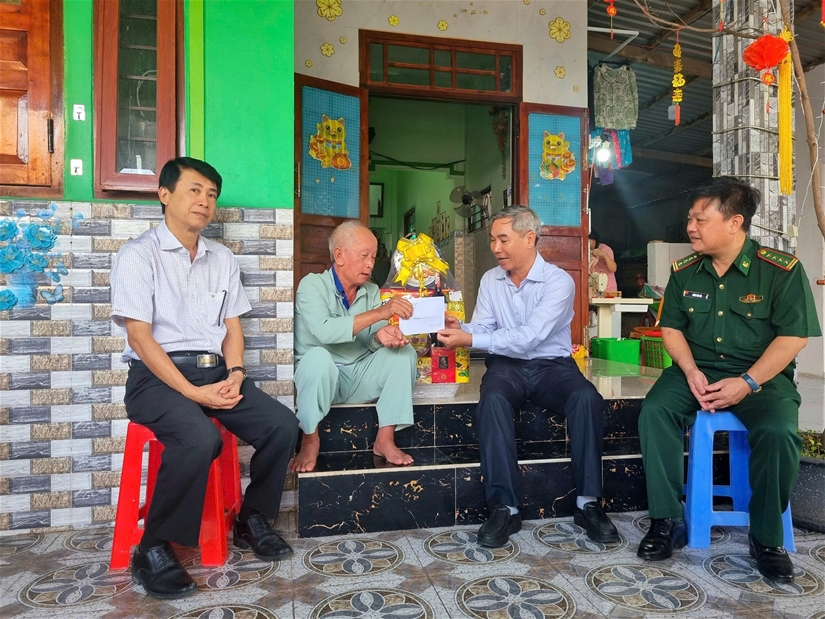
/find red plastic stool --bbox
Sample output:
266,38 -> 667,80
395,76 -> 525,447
110,418 -> 243,570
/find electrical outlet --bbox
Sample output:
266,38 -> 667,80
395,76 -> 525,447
70,159 -> 83,176
73,104 -> 85,121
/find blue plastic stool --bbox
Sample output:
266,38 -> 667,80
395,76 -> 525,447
684,410 -> 795,551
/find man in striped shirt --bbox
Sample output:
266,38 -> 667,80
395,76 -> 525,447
111,158 -> 298,599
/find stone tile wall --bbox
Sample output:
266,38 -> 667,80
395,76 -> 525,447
0,199 -> 295,533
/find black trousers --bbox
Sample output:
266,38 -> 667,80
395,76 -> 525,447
124,363 -> 299,547
477,355 -> 605,510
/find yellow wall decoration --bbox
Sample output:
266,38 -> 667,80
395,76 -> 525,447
388,15 -> 399,26
305,60 -> 313,68
540,8 -> 546,15
555,66 -> 566,79
317,0 -> 343,21
321,42 -> 335,57
549,17 -> 571,43
437,20 -> 448,31
339,36 -> 347,44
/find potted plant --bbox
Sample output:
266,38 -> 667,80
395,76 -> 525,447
0,204 -> 77,310
790,429 -> 825,533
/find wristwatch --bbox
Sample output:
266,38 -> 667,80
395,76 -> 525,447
227,366 -> 248,380
740,372 -> 761,393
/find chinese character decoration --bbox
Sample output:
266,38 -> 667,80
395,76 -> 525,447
604,0 -> 617,38
743,31 -> 793,194
672,36 -> 684,126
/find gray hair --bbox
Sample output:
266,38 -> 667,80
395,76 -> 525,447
329,219 -> 371,260
490,205 -> 541,238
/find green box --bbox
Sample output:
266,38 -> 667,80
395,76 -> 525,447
590,338 -> 641,365
641,335 -> 673,368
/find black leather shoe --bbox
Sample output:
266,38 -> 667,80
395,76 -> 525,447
477,505 -> 522,548
637,518 -> 687,560
233,513 -> 293,561
131,541 -> 197,599
574,501 -> 620,543
749,532 -> 795,583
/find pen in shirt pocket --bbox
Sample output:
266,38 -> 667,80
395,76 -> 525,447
216,290 -> 227,326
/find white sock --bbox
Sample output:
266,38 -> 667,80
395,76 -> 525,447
577,496 -> 598,510
507,505 -> 519,515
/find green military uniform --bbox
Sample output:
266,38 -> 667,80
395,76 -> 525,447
639,238 -> 821,547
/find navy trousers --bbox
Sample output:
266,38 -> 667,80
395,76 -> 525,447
476,354 -> 605,510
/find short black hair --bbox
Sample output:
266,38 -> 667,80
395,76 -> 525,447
158,157 -> 222,212
689,176 -> 759,233
588,231 -> 600,247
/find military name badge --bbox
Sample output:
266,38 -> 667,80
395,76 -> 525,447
683,290 -> 709,300
739,293 -> 764,303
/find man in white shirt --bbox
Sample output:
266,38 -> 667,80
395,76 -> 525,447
438,205 -> 617,548
111,158 -> 298,599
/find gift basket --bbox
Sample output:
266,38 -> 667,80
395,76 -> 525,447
379,233 -> 469,384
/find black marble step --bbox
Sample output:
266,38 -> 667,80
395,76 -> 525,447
296,398 -> 732,537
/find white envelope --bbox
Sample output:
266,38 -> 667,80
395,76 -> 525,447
398,296 -> 445,336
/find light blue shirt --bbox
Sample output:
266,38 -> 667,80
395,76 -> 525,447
463,253 -> 574,360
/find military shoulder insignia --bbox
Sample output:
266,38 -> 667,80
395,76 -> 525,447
672,252 -> 701,272
757,248 -> 798,271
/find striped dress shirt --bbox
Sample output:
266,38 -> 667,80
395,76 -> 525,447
110,220 -> 251,362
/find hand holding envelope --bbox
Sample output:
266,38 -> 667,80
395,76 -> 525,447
398,296 -> 445,336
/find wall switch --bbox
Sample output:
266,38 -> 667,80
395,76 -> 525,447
70,159 -> 83,175
73,104 -> 86,121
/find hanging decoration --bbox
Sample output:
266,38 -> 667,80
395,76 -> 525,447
671,34 -> 684,126
719,0 -> 725,31
777,28 -> 793,195
743,33 -> 789,87
604,0 -> 617,38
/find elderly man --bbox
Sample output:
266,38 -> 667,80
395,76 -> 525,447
438,205 -> 617,548
637,177 -> 820,583
111,157 -> 298,598
291,220 -> 418,472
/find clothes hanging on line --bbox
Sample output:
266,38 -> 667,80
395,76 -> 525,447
593,65 -> 639,130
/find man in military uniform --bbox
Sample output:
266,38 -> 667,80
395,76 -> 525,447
637,177 -> 821,583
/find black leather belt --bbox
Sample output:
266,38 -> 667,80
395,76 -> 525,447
129,351 -> 224,369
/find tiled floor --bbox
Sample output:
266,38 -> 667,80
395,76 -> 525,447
1,511 -> 823,619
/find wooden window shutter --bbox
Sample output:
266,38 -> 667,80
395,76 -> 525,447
0,0 -> 53,187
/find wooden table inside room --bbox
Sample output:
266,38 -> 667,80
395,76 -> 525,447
590,297 -> 654,339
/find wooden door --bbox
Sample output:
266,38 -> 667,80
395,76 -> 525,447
0,0 -> 52,186
516,103 -> 589,345
294,74 -> 368,289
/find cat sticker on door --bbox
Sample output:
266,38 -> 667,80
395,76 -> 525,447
539,131 -> 576,180
309,114 -> 353,170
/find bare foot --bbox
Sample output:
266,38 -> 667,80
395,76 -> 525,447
289,431 -> 320,473
373,426 -> 414,466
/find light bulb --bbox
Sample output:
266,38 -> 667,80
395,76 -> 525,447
597,145 -> 611,163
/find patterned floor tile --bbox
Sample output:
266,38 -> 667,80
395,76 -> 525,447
0,511 -> 821,619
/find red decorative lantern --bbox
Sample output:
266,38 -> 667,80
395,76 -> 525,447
743,34 -> 790,71
604,0 -> 617,37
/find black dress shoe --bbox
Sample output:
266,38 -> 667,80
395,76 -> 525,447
637,517 -> 687,560
749,532 -> 795,583
477,505 -> 522,548
131,541 -> 197,599
573,501 -> 619,543
233,513 -> 293,561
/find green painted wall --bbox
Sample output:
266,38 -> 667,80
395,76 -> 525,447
63,0 -> 94,201
8,1 -> 293,209
203,0 -> 293,208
